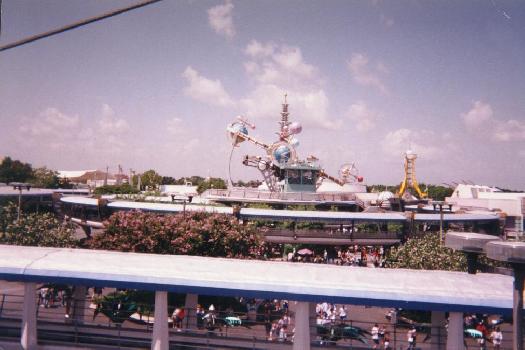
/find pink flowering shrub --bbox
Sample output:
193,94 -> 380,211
90,210 -> 266,258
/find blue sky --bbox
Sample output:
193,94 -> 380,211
0,0 -> 524,189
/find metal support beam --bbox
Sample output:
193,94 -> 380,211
151,291 -> 169,350
21,282 -> 37,350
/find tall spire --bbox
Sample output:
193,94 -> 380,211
279,93 -> 290,136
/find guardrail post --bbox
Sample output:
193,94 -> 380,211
21,282 -> 37,350
151,290 -> 169,350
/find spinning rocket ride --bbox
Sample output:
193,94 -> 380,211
226,95 -> 364,193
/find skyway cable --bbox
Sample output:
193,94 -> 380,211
0,0 -> 163,53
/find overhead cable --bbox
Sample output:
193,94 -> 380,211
0,0 -> 163,53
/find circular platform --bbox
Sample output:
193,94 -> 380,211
486,241 -> 525,264
445,231 -> 501,253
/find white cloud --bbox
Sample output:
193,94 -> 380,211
519,150 -> 525,158
182,66 -> 235,107
347,53 -> 388,94
382,128 -> 439,159
18,105 -> 130,156
207,0 -> 235,39
493,119 -> 525,142
240,40 -> 339,129
461,100 -> 525,141
20,108 -> 79,136
244,40 -> 275,58
98,104 -> 129,134
166,117 -> 186,136
461,100 -> 493,132
345,101 -> 379,132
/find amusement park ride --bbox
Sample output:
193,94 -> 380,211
225,95 -> 364,194
396,149 -> 427,201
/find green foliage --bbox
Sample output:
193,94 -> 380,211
385,233 -> 467,271
93,184 -> 139,195
420,184 -> 454,201
197,177 -> 227,194
0,203 -> 77,247
90,210 -> 266,258
132,170 -> 162,190
0,156 -> 33,184
93,291 -> 138,324
31,167 -> 61,188
161,176 -> 177,185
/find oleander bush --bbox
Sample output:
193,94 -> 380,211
0,203 -> 77,247
90,210 -> 266,258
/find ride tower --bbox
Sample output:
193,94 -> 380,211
397,149 -> 427,200
226,95 -> 363,193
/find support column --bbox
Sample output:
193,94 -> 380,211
513,266 -> 524,350
309,302 -> 317,340
293,301 -> 311,350
72,286 -> 87,324
21,282 -> 37,350
446,312 -> 463,350
184,293 -> 198,329
151,291 -> 169,350
430,311 -> 446,350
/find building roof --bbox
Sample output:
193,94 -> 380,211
0,245 -> 518,314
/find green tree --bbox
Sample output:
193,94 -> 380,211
0,203 -> 77,247
93,184 -> 139,195
385,233 -> 467,271
133,170 -> 162,190
422,184 -> 453,201
0,157 -> 33,184
161,176 -> 177,185
31,167 -> 61,188
197,177 -> 227,194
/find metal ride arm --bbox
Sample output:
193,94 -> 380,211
242,155 -> 278,192
319,170 -> 345,186
232,131 -> 270,150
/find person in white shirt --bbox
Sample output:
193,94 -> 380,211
371,323 -> 380,349
490,327 -> 503,350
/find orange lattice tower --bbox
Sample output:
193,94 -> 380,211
397,149 -> 427,200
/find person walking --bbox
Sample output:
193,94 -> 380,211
490,327 -> 503,350
371,323 -> 380,349
407,326 -> 417,350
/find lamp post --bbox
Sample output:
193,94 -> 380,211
11,182 -> 32,222
432,201 -> 452,246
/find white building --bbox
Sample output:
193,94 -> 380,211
447,184 -> 525,235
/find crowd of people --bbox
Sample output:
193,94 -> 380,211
465,314 -> 504,350
287,245 -> 387,267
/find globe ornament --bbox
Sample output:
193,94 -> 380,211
288,122 -> 302,135
269,141 -> 297,165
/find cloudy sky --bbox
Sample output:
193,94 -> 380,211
1,0 -> 524,189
